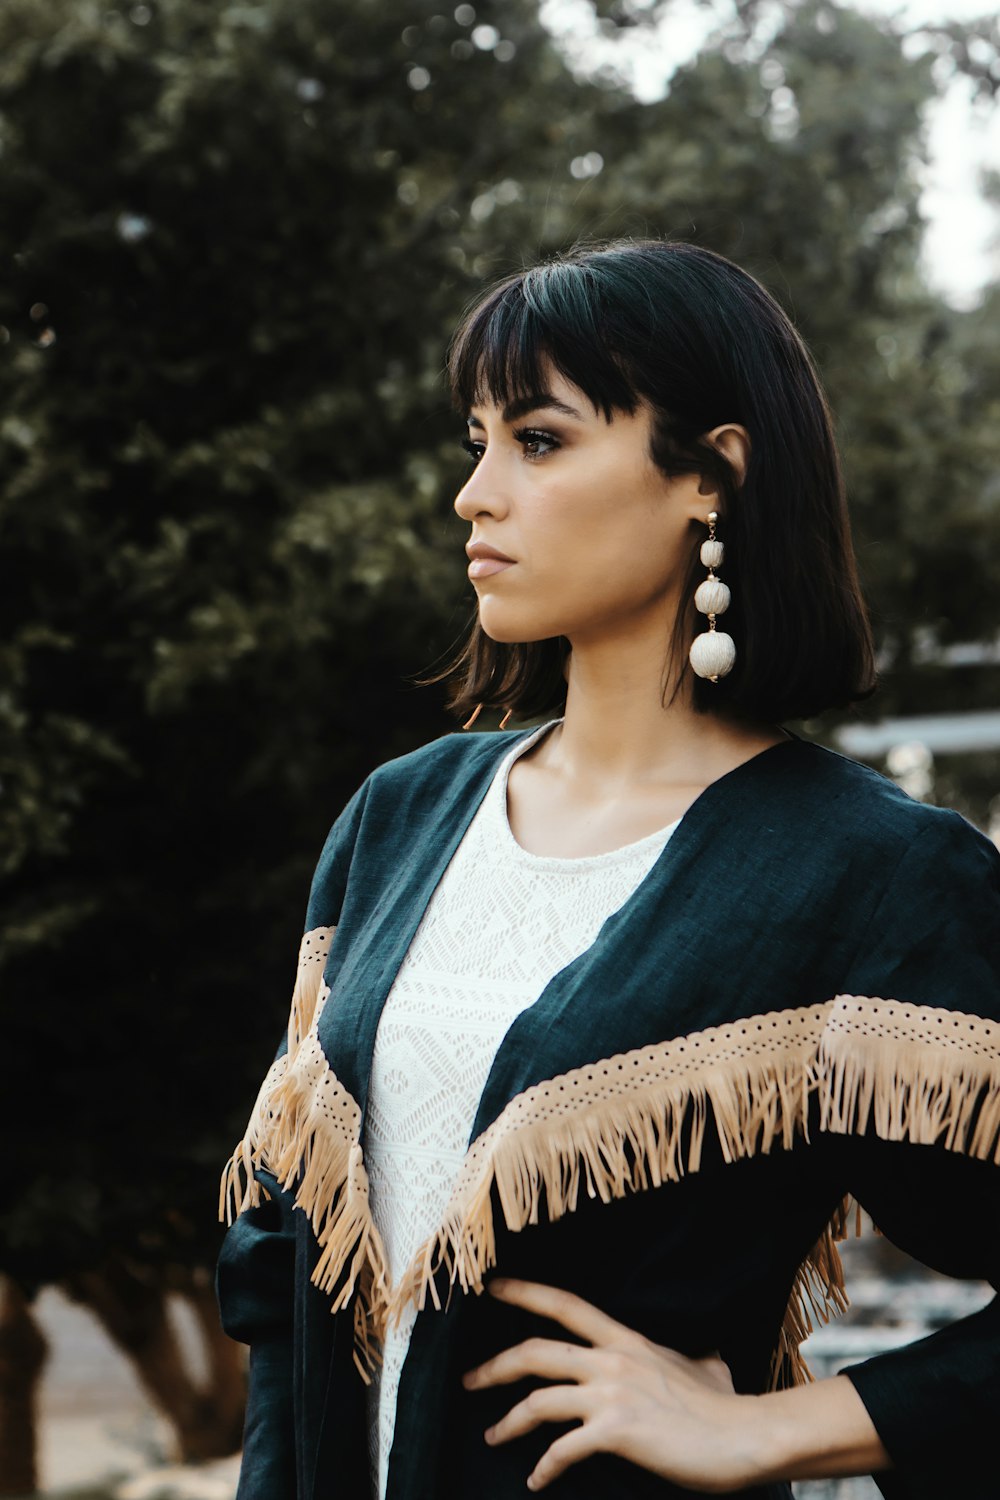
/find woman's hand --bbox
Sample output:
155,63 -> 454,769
461,1277 -> 764,1494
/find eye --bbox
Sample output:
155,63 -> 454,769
459,428 -> 560,465
513,427 -> 560,460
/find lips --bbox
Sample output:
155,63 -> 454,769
466,540 -> 516,580
466,542 -> 516,563
468,556 -> 515,579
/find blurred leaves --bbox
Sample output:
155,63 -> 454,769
0,0 -> 998,1285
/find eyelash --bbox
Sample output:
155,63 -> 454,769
460,427 -> 560,465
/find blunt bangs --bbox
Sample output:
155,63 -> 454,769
447,264 -> 640,424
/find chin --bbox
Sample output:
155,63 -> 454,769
476,608 -> 560,645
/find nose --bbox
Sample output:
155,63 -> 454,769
453,444 -> 510,523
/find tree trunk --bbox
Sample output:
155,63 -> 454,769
0,1277 -> 47,1496
63,1258 -> 244,1462
183,1279 -> 246,1456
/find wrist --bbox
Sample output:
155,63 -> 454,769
744,1388 -> 801,1484
740,1376 -> 891,1485
734,1392 -> 796,1488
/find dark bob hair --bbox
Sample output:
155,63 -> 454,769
426,237 -> 876,726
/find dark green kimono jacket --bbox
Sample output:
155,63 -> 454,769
216,727 -> 1000,1500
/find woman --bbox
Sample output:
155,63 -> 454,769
216,239 -> 1000,1500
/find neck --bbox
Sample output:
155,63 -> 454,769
539,617 -> 786,794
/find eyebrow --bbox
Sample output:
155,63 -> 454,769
467,393 -> 585,428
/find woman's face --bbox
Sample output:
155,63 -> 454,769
454,361 -> 726,651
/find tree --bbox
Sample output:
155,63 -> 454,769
0,0 -> 657,1466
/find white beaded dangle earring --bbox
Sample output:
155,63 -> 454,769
688,511 -> 736,682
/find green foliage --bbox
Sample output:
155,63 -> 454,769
0,0 -> 646,1285
1,0 -> 997,1284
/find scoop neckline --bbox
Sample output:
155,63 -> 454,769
492,718 -> 684,869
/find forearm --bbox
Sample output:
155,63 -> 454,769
745,1374 -> 891,1486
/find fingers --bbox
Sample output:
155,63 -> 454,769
527,1422 -> 606,1492
464,1335 -> 591,1391
484,1382 -> 593,1446
487,1276 -> 639,1348
480,1379 -> 609,1495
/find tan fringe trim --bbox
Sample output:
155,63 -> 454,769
819,997 -> 1000,1157
379,1005 -> 832,1339
219,926 -> 338,1223
218,926 -> 391,1385
768,1199 -> 853,1389
220,986 -> 1000,1388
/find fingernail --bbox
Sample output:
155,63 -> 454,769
489,1278 -> 508,1295
484,1426 -> 495,1444
526,1478 -> 538,1492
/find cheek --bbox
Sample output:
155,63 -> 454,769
536,473 -> 675,586
529,469 -> 630,551
474,457 -> 685,635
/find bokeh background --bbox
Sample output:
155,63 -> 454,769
1,0 -> 997,1495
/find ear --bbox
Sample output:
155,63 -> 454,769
696,423 -> 751,498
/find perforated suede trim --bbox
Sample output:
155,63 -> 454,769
220,940 -> 1000,1385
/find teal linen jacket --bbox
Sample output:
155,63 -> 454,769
216,726 -> 1000,1500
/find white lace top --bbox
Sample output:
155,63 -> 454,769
362,718 -> 682,1498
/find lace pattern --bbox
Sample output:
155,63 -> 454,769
362,719 -> 681,1496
